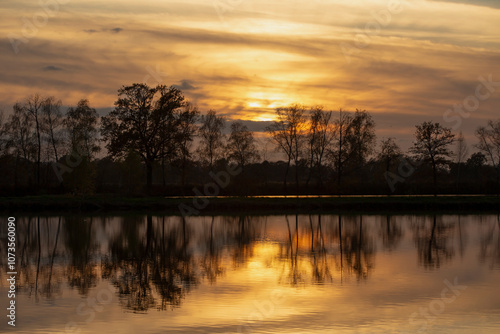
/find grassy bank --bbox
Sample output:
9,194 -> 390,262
1,195 -> 499,215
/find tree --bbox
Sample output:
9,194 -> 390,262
306,106 -> 332,187
176,102 -> 199,186
378,137 -> 402,194
18,94 -> 46,186
62,99 -> 101,194
466,152 -> 486,169
226,121 -> 260,169
197,109 -> 225,171
266,104 -> 306,192
378,137 -> 402,172
101,83 -> 186,192
65,99 -> 100,159
475,119 -> 500,190
329,108 -> 352,190
0,110 -> 6,156
41,97 -> 64,162
454,131 -> 468,192
5,103 -> 36,187
120,148 -> 144,194
410,121 -> 455,195
346,109 -> 376,168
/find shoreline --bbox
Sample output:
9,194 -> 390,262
1,195 -> 499,215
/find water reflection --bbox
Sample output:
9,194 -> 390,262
2,214 -> 500,315
479,214 -> 500,269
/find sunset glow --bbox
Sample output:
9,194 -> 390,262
1,0 -> 500,145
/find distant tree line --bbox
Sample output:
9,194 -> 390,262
0,83 -> 499,196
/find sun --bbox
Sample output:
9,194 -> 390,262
248,102 -> 261,108
253,115 -> 275,122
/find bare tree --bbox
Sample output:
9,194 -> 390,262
226,121 -> 260,170
62,99 -> 101,195
5,104 -> 36,161
41,97 -> 64,162
329,109 -> 352,190
411,121 -> 455,195
455,131 -> 468,192
4,104 -> 36,187
197,110 -> 226,171
306,106 -> 332,187
346,109 -> 376,168
176,102 -> 199,186
18,94 -> 46,186
378,137 -> 402,173
266,104 -> 306,192
65,99 -> 100,159
0,110 -> 6,156
379,137 -> 402,194
476,119 -> 500,191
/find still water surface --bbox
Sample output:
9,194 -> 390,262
1,214 -> 499,333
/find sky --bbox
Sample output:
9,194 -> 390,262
1,0 -> 500,152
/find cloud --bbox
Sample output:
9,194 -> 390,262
140,27 -> 326,57
173,80 -> 197,91
83,27 -> 124,34
42,65 -> 63,71
431,0 -> 500,9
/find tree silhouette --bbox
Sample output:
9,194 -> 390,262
329,108 -> 352,190
379,137 -> 401,173
65,99 -> 100,159
411,121 -> 455,195
12,94 -> 49,187
379,137 -> 402,194
63,99 -> 100,194
345,109 -> 376,169
176,102 -> 199,186
476,119 -> 500,192
226,121 -> 260,170
306,107 -> 333,188
266,104 -> 306,193
5,103 -> 36,187
454,131 -> 468,192
0,111 -> 5,156
101,83 -> 186,192
197,109 -> 226,171
41,97 -> 63,163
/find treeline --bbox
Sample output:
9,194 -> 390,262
0,83 -> 499,196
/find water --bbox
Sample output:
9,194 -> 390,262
1,214 -> 499,333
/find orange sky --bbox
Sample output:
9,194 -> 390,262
1,0 -> 500,150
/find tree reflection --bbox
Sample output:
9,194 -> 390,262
102,215 -> 198,312
64,216 -> 98,295
339,215 -> 375,280
13,217 -> 65,300
42,217 -> 62,298
281,214 -> 305,285
308,215 -> 332,284
412,215 -> 455,269
478,214 -> 500,269
227,215 -> 259,268
8,213 -> 499,315
277,214 -> 375,284
201,216 -> 225,283
378,215 -> 403,251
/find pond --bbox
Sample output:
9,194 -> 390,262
1,214 -> 499,333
